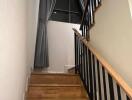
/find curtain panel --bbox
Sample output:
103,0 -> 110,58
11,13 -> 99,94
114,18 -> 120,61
34,0 -> 56,69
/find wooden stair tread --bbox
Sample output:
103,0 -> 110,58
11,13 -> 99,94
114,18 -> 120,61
27,73 -> 89,100
27,97 -> 88,100
30,74 -> 81,85
30,83 -> 81,87
32,72 -> 78,76
27,86 -> 88,98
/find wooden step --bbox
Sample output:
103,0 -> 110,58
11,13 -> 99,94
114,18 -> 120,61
30,84 -> 81,87
30,73 -> 81,85
32,72 -> 77,75
27,97 -> 88,100
27,86 -> 88,98
27,73 -> 89,100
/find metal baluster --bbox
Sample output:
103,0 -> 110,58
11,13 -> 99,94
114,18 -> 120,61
97,60 -> 102,100
86,47 -> 90,93
74,33 -> 77,73
82,27 -> 86,85
81,27 -> 84,80
108,74 -> 115,100
86,6 -> 91,28
102,66 -> 107,100
90,0 -> 95,25
116,84 -> 121,100
80,41 -> 83,79
95,0 -> 99,8
78,39 -> 81,75
83,44 -> 87,87
88,49 -> 93,99
77,36 -> 79,73
126,96 -> 130,100
92,54 -> 97,100
91,0 -> 95,11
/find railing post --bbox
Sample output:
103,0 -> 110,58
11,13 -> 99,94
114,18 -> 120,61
74,33 -> 78,74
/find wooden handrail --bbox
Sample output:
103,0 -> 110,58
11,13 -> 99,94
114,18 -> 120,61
73,28 -> 132,99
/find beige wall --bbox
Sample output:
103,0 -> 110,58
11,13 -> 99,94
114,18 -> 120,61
0,0 -> 28,100
47,21 -> 80,73
90,0 -> 132,87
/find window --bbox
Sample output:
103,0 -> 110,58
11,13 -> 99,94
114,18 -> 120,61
49,0 -> 82,24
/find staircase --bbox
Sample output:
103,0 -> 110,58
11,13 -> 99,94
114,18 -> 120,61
26,0 -> 132,99
26,72 -> 89,100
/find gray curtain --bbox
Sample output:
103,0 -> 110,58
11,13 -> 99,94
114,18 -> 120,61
34,0 -> 56,69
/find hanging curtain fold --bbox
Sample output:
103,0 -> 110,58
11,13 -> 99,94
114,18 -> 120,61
34,0 -> 56,69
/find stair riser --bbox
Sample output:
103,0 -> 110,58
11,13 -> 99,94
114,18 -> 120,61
28,86 -> 86,98
30,74 -> 81,85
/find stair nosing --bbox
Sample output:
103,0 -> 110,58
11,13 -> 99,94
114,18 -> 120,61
32,72 -> 79,76
26,97 -> 88,99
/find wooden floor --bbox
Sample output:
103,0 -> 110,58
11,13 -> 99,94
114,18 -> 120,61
26,72 -> 89,100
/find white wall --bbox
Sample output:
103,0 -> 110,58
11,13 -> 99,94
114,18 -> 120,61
27,0 -> 39,71
0,0 -> 28,100
0,0 -> 40,100
90,0 -> 132,87
47,21 -> 80,73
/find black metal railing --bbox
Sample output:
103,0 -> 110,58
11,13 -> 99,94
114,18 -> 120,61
74,29 -> 132,100
80,0 -> 101,40
73,0 -> 132,99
